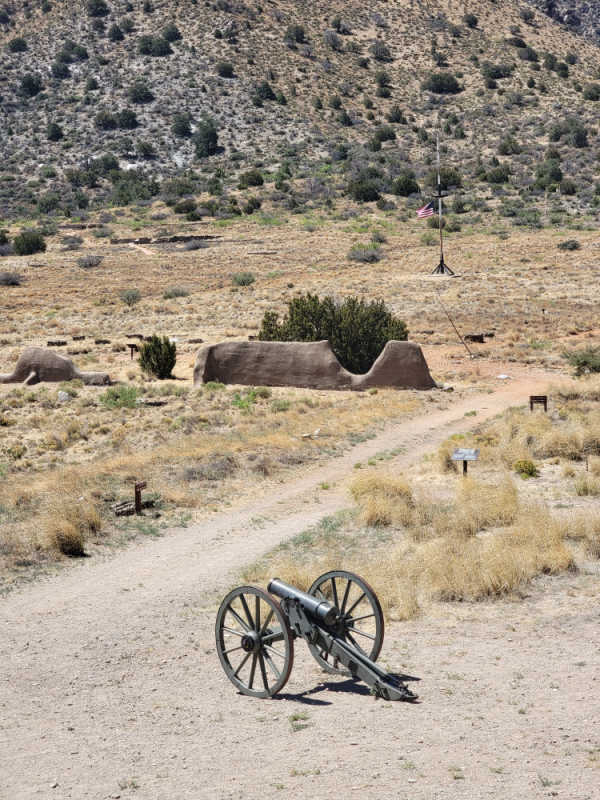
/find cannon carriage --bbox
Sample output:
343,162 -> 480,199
215,570 -> 418,701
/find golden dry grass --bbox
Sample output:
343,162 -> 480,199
248,386 -> 600,621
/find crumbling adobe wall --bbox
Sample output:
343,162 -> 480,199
0,347 -> 111,385
193,340 -> 436,391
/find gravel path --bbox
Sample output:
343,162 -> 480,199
4,370 -> 596,800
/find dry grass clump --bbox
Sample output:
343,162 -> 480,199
352,470 -> 519,540
350,472 -> 414,527
448,476 -> 519,536
574,475 -> 600,496
41,497 -> 102,557
552,377 -> 600,404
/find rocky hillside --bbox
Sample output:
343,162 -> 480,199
1,0 -> 600,221
526,1 -> 600,44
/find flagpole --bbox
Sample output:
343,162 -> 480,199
431,131 -> 454,276
437,131 -> 444,266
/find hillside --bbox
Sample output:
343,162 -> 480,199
1,0 -> 600,221
527,0 -> 600,44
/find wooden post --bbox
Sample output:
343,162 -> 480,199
134,481 -> 147,514
463,460 -> 468,476
529,395 -> 548,412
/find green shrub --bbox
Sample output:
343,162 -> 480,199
238,168 -> 263,189
47,122 -> 63,141
464,13 -> 478,28
426,166 -> 462,191
535,159 -> 562,189
557,239 -> 580,251
13,230 -> 46,255
486,164 -> 511,184
121,288 -> 141,306
347,168 -> 382,202
498,136 -> 521,155
386,105 -> 406,124
393,171 -> 419,196
38,192 -> 61,214
583,84 -> 600,101
8,37 -> 27,52
232,272 -> 255,286
52,61 -> 70,80
95,111 -> 117,130
194,118 -> 218,158
174,198 -> 196,214
109,23 -> 124,42
172,113 -> 192,138
87,0 -> 109,17
255,81 -> 276,101
162,23 -> 181,42
347,243 -> 382,263
560,179 -> 576,196
513,459 -> 539,478
138,35 -> 172,56
258,293 -> 408,374
285,24 -> 306,44
139,335 -> 177,379
216,61 -> 234,78
243,197 -> 262,215
422,72 -> 461,94
163,286 -> 189,299
20,73 -> 43,97
370,40 -> 392,62
116,109 -> 138,129
564,347 -> 600,376
128,81 -> 155,104
100,385 -> 139,409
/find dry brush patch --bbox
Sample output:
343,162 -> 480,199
0,378 -> 425,582
246,382 -> 600,620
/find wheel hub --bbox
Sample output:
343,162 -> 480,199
241,631 -> 261,653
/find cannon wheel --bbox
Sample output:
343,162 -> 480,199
307,570 -> 384,675
215,585 -> 294,698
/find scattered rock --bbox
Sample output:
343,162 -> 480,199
464,334 -> 485,343
57,390 -> 70,403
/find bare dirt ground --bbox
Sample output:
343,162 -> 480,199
4,369 -> 598,800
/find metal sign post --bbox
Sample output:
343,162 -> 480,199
451,448 -> 479,475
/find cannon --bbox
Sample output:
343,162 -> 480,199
215,570 -> 419,701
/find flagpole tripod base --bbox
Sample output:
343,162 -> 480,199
432,257 -> 455,276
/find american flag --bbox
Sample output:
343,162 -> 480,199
416,202 -> 435,219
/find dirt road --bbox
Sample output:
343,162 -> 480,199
3,369 -> 598,799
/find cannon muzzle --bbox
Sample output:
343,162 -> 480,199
267,578 -> 338,626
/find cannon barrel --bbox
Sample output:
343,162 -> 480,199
267,578 -> 338,626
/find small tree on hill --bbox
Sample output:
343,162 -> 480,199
194,118 -> 218,158
87,0 -> 109,17
13,230 -> 46,255
422,72 -> 461,94
20,73 -> 43,97
139,335 -> 176,379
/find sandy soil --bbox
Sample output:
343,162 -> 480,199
2,370 -> 598,800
